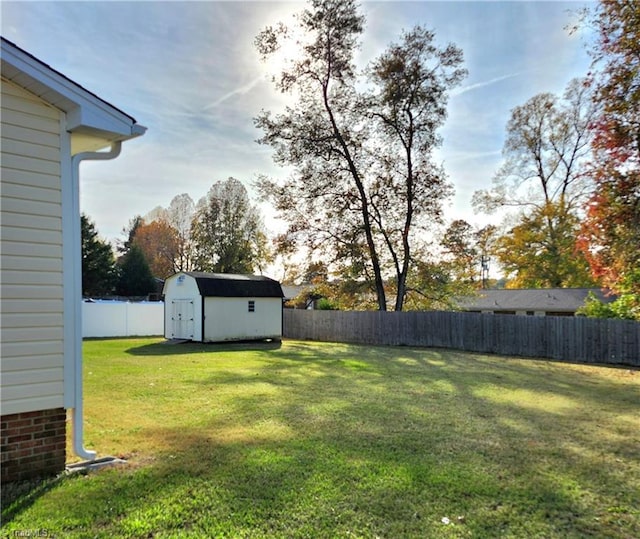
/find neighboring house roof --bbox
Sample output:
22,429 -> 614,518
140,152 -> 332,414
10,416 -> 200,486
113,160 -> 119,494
1,36 -> 146,152
458,288 -> 615,313
281,284 -> 308,301
180,272 -> 284,298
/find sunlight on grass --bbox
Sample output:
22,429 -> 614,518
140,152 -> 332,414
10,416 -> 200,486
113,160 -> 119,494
340,359 -> 381,373
3,338 -> 639,538
473,387 -> 579,413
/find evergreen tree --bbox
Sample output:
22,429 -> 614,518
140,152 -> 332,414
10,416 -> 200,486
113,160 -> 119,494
81,214 -> 117,297
116,244 -> 157,297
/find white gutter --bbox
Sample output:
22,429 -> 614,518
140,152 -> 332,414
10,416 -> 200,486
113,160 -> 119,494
70,141 -> 123,461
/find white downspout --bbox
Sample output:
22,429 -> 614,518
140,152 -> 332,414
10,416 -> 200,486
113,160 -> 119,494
70,141 -> 122,461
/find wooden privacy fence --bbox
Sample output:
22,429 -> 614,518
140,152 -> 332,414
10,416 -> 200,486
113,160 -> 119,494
283,310 -> 640,367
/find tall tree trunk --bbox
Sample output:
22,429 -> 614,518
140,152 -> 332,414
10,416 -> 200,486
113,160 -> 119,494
322,83 -> 387,311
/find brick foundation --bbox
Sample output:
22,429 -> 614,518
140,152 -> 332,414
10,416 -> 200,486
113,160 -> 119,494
1,408 -> 67,483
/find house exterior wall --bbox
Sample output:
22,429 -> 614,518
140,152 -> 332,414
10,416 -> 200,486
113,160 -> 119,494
0,408 -> 66,483
203,297 -> 282,342
1,78 -> 68,480
1,78 -> 66,416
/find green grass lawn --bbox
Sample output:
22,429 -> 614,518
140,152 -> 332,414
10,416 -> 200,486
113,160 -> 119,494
2,338 -> 639,538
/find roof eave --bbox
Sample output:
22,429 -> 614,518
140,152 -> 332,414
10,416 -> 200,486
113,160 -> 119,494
1,37 -> 147,148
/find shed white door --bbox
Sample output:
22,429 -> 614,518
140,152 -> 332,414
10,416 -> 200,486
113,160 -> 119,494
171,299 -> 195,340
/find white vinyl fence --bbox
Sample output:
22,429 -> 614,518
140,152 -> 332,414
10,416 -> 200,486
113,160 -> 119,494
82,301 -> 164,338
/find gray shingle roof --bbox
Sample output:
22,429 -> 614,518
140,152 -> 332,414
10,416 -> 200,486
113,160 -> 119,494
458,288 -> 615,313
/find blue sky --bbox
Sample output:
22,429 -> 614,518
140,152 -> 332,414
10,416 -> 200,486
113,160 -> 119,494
2,1 -> 594,249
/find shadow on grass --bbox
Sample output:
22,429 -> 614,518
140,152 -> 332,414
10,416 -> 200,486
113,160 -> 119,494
190,341 -> 639,413
4,341 -> 639,537
125,339 -> 282,356
1,475 -> 65,524
152,343 -> 639,536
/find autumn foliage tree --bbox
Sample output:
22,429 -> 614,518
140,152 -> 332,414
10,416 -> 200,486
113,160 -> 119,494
495,202 -> 595,288
577,0 -> 640,317
140,194 -> 196,275
133,220 -> 180,279
122,184 -> 271,281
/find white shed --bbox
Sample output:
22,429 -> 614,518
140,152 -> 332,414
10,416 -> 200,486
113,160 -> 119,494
163,272 -> 284,342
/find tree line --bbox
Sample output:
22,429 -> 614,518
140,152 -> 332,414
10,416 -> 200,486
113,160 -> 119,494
81,178 -> 268,297
83,0 -> 639,319
255,0 -> 637,318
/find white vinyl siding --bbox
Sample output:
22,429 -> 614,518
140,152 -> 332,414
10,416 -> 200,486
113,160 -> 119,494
1,78 -> 65,415
203,297 -> 282,342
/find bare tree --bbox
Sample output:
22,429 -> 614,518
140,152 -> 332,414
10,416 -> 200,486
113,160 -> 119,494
473,78 -> 596,215
473,79 -> 597,287
166,193 -> 196,272
255,0 -> 465,310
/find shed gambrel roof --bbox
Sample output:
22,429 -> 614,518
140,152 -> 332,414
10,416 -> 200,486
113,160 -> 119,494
458,288 -> 615,313
183,272 -> 284,298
